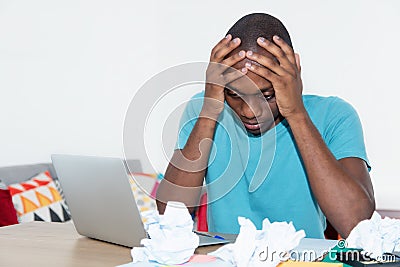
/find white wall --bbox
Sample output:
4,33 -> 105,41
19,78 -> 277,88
0,0 -> 399,209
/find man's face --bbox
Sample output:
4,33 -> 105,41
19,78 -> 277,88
224,48 -> 282,136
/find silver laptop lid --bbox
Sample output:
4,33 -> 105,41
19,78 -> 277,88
51,154 -> 147,247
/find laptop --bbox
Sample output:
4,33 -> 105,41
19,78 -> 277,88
51,154 -> 230,247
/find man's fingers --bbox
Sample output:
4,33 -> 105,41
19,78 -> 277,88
219,50 -> 246,72
246,51 -> 289,76
210,35 -> 231,61
295,53 -> 301,73
244,62 -> 279,84
219,67 -> 247,85
272,35 -> 296,65
256,37 -> 293,67
220,34 -> 232,46
211,36 -> 241,62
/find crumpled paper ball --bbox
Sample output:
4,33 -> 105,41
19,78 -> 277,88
209,217 -> 305,267
346,211 -> 400,259
131,201 -> 199,265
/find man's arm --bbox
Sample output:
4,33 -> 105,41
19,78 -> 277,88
245,35 -> 375,237
156,116 -> 217,214
156,34 -> 247,214
286,111 -> 374,238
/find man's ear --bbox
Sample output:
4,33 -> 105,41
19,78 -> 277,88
295,53 -> 301,73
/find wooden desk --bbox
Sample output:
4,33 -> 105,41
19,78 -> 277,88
0,222 -> 221,267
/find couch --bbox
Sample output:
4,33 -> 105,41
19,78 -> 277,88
0,159 -> 143,186
0,159 -> 156,227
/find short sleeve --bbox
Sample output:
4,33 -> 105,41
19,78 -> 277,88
324,97 -> 371,170
175,92 -> 204,150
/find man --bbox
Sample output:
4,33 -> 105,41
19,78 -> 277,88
156,13 -> 374,238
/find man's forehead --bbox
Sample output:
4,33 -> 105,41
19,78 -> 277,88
225,70 -> 273,95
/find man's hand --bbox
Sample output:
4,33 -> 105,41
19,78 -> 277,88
245,36 -> 375,237
158,35 -> 247,214
203,34 -> 247,119
244,35 -> 304,119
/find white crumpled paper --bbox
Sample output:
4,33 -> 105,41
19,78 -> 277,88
209,217 -> 305,267
346,211 -> 400,259
131,201 -> 199,265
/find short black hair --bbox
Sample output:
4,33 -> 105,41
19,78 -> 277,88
226,13 -> 292,51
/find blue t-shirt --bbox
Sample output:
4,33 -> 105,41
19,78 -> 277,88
176,92 -> 370,238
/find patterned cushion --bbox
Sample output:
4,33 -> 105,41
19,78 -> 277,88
128,173 -> 157,214
8,171 -> 71,223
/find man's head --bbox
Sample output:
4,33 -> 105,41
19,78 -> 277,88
223,13 -> 292,135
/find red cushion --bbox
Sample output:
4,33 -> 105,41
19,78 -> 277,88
196,193 -> 208,231
0,189 -> 18,226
